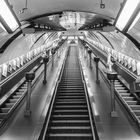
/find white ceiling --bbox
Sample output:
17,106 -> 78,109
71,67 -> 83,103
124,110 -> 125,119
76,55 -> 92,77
10,0 -> 123,21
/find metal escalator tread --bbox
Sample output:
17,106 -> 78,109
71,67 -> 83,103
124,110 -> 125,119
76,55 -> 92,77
45,46 -> 93,140
114,80 -> 140,124
0,82 -> 27,124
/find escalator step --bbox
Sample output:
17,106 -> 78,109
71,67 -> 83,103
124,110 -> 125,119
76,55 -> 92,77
0,113 -> 7,118
50,126 -> 91,133
58,93 -> 85,96
18,89 -> 26,92
59,85 -> 84,87
59,84 -> 83,86
54,105 -> 87,110
115,87 -> 126,90
48,134 -> 93,140
126,101 -> 138,105
16,92 -> 23,95
5,103 -> 14,108
57,96 -> 85,99
21,86 -> 27,89
51,120 -> 90,126
56,100 -> 86,103
130,105 -> 140,110
53,110 -> 88,115
1,108 -> 10,113
58,88 -> 84,90
57,90 -> 85,93
8,99 -> 17,103
123,97 -> 135,101
57,94 -> 85,96
12,95 -> 21,99
57,99 -> 86,102
117,90 -> 128,93
52,114 -> 89,120
115,85 -> 123,87
133,110 -> 140,116
120,93 -> 131,97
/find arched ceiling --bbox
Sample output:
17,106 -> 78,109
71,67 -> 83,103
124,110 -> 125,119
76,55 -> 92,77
10,0 -> 123,20
9,0 -> 123,30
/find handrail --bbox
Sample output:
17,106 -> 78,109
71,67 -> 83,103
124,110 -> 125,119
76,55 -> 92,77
84,38 -> 139,77
82,39 -> 138,80
78,46 -> 99,140
0,34 -> 65,83
39,46 -> 69,140
96,58 -> 140,125
0,39 -> 66,85
80,41 -> 140,126
0,42 -> 65,108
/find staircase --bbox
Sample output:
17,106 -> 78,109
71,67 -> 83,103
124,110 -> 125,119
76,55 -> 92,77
45,45 -> 94,140
0,82 -> 27,125
115,80 -> 140,123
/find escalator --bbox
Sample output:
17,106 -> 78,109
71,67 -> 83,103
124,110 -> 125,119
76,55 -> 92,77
80,40 -> 140,125
0,81 -> 27,125
42,45 -> 96,140
114,79 -> 140,124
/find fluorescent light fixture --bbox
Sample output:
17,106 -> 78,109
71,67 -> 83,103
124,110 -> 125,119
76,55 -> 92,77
115,0 -> 140,31
0,22 -> 6,31
128,11 -> 140,31
0,0 -> 20,33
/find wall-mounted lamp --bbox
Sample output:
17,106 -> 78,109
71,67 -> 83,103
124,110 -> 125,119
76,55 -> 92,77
0,0 -> 21,33
100,0 -> 105,9
114,0 -> 140,32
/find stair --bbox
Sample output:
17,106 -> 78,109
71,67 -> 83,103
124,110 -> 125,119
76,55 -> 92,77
0,82 -> 27,121
115,80 -> 140,123
45,45 -> 93,140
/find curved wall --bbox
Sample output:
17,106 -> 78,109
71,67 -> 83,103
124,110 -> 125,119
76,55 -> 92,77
0,32 -> 48,64
93,31 -> 140,61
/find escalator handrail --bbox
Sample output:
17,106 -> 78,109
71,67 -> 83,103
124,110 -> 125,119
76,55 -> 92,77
0,45 -> 63,108
39,46 -> 69,140
78,48 -> 100,140
85,40 -> 137,80
83,43 -> 140,126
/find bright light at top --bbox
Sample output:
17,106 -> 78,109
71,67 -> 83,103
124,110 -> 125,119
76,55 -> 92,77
0,0 -> 19,32
60,11 -> 85,30
115,0 -> 140,31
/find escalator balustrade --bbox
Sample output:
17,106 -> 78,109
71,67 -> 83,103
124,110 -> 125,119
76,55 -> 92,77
115,80 -> 140,122
44,45 -> 94,140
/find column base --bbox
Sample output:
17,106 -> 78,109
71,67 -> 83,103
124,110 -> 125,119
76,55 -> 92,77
110,111 -> 118,118
43,80 -> 47,84
24,110 -> 31,117
96,80 -> 100,84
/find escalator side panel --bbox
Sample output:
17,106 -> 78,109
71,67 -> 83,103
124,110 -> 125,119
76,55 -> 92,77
45,45 -> 94,140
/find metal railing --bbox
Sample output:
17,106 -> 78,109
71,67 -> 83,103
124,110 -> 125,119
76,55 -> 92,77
85,38 -> 139,76
38,46 -> 69,140
78,47 -> 100,140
